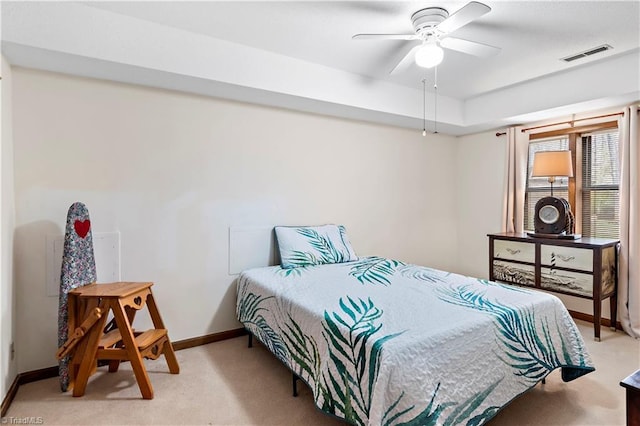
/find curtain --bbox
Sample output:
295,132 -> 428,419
501,126 -> 529,233
618,105 -> 640,338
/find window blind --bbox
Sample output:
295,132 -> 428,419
581,131 -> 620,239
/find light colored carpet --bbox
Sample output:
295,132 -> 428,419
6,320 -> 639,425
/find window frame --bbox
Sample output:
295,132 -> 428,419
523,121 -> 619,238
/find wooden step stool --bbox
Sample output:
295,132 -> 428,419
57,282 -> 180,399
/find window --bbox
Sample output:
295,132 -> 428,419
581,131 -> 620,238
524,127 -> 620,239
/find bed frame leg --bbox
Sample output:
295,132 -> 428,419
292,373 -> 299,397
248,333 -> 253,348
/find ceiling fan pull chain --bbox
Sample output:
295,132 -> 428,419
422,78 -> 427,136
434,66 -> 438,134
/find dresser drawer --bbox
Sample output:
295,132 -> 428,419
540,245 -> 593,272
492,260 -> 535,287
493,240 -> 535,263
540,267 -> 593,297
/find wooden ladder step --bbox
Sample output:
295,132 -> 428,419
99,329 -> 123,348
135,329 -> 167,351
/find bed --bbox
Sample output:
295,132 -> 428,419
235,225 -> 594,426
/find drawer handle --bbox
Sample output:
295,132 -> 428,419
506,248 -> 521,255
556,254 -> 575,262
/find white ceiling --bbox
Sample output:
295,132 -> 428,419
2,1 -> 640,135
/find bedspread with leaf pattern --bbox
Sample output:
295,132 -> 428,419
236,257 -> 594,426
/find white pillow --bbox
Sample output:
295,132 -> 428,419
275,224 -> 358,269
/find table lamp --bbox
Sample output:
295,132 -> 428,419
528,150 -> 580,239
531,150 -> 573,196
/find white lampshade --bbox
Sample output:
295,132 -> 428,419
531,150 -> 574,177
415,42 -> 444,68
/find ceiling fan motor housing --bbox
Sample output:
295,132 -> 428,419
411,7 -> 449,37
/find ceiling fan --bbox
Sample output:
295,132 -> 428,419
352,1 -> 501,74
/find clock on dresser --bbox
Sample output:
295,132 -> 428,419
528,196 -> 580,239
488,232 -> 619,341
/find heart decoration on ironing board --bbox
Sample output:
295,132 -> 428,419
74,220 -> 91,239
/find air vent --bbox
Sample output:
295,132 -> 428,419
561,44 -> 613,62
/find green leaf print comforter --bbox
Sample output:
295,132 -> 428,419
236,257 -> 594,426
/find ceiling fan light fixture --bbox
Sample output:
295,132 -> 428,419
415,42 -> 444,68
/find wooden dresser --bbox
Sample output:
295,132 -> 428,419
488,232 -> 619,341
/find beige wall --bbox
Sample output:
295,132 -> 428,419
1,55 -> 17,400
11,68 -> 459,372
455,131 -> 507,278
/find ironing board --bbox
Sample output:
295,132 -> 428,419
57,202 -> 96,392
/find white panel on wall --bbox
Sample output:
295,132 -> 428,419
94,232 -> 121,284
228,226 -> 278,275
46,232 -> 121,296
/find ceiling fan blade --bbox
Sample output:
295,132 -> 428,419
389,44 -> 421,74
352,33 -> 420,41
436,1 -> 491,34
440,36 -> 501,57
